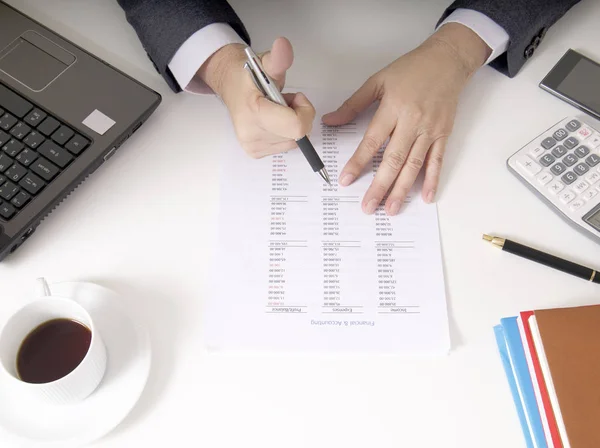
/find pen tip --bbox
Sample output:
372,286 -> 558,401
482,234 -> 493,242
318,169 -> 331,185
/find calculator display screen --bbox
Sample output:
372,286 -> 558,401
557,59 -> 600,113
584,206 -> 600,232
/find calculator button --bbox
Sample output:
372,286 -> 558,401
586,154 -> 600,167
551,162 -> 566,175
548,180 -> 565,194
563,153 -> 578,167
586,171 -> 600,185
560,189 -> 576,204
574,163 -> 590,176
551,145 -> 567,158
553,128 -> 568,141
583,188 -> 598,202
575,146 -> 590,158
541,137 -> 556,149
561,171 -> 577,185
529,146 -> 545,158
564,137 -> 579,149
565,119 -> 581,132
536,172 -> 553,186
569,199 -> 585,211
587,134 -> 600,149
576,126 -> 593,141
516,154 -> 542,176
539,154 -> 555,167
572,179 -> 589,195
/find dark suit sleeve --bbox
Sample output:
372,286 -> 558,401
438,0 -> 582,77
116,0 -> 250,92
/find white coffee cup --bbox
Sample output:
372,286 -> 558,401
0,278 -> 107,405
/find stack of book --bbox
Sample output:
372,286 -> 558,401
494,304 -> 600,448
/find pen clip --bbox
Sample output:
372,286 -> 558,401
244,62 -> 268,96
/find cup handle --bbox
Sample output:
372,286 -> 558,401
37,277 -> 52,297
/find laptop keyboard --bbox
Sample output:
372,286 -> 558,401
0,84 -> 90,221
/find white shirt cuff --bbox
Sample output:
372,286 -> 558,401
167,23 -> 245,94
438,8 -> 509,65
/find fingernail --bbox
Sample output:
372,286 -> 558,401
426,191 -> 435,203
388,201 -> 402,216
364,198 -> 379,215
339,173 -> 355,187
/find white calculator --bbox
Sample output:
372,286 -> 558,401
507,117 -> 600,243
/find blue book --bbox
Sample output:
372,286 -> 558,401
499,317 -> 548,448
494,324 -> 534,448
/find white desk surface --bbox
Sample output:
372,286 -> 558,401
1,1 -> 599,447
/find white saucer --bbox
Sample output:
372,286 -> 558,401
0,282 -> 151,447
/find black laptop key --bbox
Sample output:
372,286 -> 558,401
37,117 -> 60,136
0,84 -> 33,118
5,164 -> 27,183
25,109 -> 47,127
65,134 -> 89,155
0,130 -> 9,146
39,141 -> 73,168
0,202 -> 16,220
19,173 -> 45,195
0,113 -> 17,131
11,191 -> 31,209
15,148 -> 37,167
23,130 -> 44,149
0,181 -> 19,201
0,154 -> 12,172
31,158 -> 59,181
51,125 -> 74,145
10,122 -> 31,140
2,139 -> 24,157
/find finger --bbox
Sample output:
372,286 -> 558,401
359,125 -> 417,215
261,37 -> 294,91
254,92 -> 314,140
421,137 -> 447,203
322,77 -> 379,126
338,106 -> 395,189
384,134 -> 433,215
286,92 -> 315,136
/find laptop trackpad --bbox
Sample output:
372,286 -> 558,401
0,31 -> 75,91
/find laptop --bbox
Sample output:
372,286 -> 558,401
0,2 -> 161,260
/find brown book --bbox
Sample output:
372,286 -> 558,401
533,305 -> 600,448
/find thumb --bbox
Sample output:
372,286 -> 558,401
261,37 -> 294,91
322,77 -> 379,126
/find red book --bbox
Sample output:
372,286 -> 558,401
519,311 -> 562,447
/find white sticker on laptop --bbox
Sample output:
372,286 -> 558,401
82,109 -> 115,135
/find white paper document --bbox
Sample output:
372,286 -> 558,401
206,90 -> 450,354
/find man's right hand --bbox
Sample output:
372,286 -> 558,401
198,37 -> 315,158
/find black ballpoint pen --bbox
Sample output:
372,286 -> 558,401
243,47 -> 331,185
483,234 -> 599,284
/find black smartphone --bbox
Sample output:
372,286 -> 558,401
540,49 -> 600,120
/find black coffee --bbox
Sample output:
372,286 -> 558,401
16,318 -> 92,384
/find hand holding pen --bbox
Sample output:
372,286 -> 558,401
244,46 -> 331,184
198,37 -> 317,160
